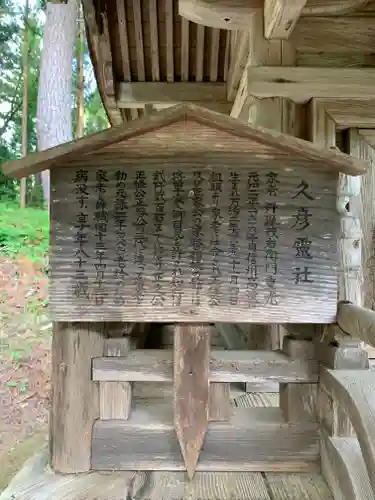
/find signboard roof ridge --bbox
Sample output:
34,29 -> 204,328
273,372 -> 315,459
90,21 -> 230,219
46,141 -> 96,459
1,103 -> 367,179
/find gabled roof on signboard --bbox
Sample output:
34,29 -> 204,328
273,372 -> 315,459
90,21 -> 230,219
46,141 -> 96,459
1,103 -> 368,179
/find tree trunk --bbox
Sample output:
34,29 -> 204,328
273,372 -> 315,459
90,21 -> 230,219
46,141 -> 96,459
20,0 -> 29,209
36,0 -> 77,206
76,4 -> 85,139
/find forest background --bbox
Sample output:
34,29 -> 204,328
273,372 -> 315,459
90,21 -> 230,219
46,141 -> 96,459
0,0 -> 107,490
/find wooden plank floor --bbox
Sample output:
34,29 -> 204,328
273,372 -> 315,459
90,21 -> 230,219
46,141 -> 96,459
0,385 -> 333,500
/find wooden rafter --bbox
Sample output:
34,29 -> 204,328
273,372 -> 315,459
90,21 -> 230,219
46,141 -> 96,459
149,0 -> 160,81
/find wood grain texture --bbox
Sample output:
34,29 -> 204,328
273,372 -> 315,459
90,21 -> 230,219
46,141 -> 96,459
2,104 -> 367,178
209,383 -> 231,421
320,368 -> 375,491
246,67 -> 375,103
99,336 -> 132,420
265,471 -> 333,499
264,0 -> 307,40
174,324 -> 210,478
50,152 -> 340,323
321,431 -> 375,500
91,403 -> 320,471
92,349 -> 319,383
50,322 -> 105,473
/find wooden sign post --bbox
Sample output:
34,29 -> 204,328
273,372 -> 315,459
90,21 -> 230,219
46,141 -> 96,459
49,141 -> 341,324
174,324 -> 210,478
1,104 -> 367,477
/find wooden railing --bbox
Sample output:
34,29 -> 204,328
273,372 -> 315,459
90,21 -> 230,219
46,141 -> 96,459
318,301 -> 375,498
320,369 -> 375,497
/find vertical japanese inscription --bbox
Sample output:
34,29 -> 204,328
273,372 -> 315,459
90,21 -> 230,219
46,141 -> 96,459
171,171 -> 186,307
134,171 -> 148,305
228,172 -> 241,305
93,170 -> 108,305
292,181 -> 314,285
264,172 -> 279,306
113,170 -> 128,306
73,169 -> 90,301
246,172 -> 260,307
209,173 -> 223,307
191,171 -> 204,307
152,170 -> 166,306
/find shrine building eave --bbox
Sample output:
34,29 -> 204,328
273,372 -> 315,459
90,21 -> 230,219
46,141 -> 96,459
1,103 -> 368,180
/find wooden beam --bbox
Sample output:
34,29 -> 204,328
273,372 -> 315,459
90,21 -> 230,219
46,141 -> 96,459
264,0 -> 307,40
92,349 -> 319,383
92,404 -> 320,471
116,82 -> 228,107
178,0 -> 262,31
337,301 -> 375,348
177,1 -> 369,31
291,17 -> 375,54
246,67 -> 375,103
316,99 -> 375,130
174,324 -> 210,478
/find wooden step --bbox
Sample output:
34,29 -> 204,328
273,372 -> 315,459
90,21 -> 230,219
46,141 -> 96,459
91,400 -> 319,472
92,349 -> 318,384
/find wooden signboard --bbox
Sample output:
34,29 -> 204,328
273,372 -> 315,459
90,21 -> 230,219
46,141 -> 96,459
50,156 -> 339,323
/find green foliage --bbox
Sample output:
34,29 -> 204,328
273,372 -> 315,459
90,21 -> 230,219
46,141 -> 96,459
0,202 -> 49,261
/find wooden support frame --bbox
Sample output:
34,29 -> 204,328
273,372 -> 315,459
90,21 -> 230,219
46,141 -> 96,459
99,337 -> 132,420
91,403 -> 320,472
279,336 -> 318,423
317,320 -> 372,498
51,322 -> 105,473
308,98 -> 362,305
92,349 -> 319,384
116,82 -> 229,108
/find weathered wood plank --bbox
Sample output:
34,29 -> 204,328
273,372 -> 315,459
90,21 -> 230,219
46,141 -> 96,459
291,17 -> 375,54
116,82 -> 227,106
2,103 -> 367,179
92,349 -> 319,383
265,471 -> 333,499
321,432 -> 374,500
280,337 -> 318,422
126,470 -> 272,500
320,369 -> 375,491
99,336 -> 132,420
174,324 -> 210,478
246,67 -> 375,103
51,322 -> 105,473
209,383 -> 231,422
50,153 -> 340,323
91,404 -> 320,472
